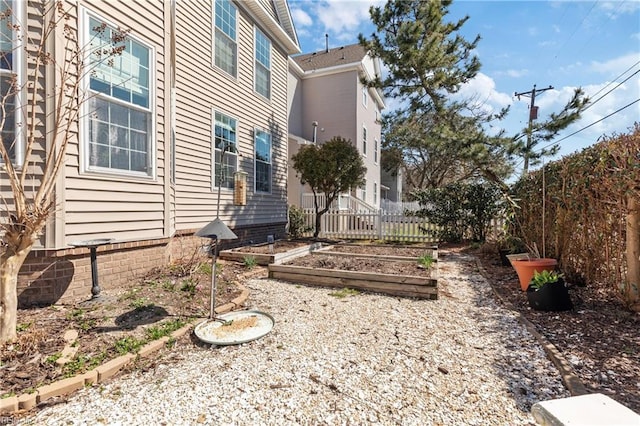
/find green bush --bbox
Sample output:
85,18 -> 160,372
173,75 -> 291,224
412,181 -> 501,242
288,205 -> 310,239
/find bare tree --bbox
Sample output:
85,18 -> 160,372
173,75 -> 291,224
0,1 -> 125,342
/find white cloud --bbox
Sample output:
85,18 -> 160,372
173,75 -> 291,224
496,69 -> 529,78
291,8 -> 313,28
589,52 -> 640,76
315,0 -> 383,35
456,72 -> 513,114
599,1 -> 640,19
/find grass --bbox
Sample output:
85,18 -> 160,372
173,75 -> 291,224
418,254 -> 434,269
243,255 -> 257,269
329,288 -> 360,298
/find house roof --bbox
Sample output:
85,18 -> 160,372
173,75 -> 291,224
293,43 -> 367,72
239,0 -> 300,54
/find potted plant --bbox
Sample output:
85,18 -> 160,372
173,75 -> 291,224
526,270 -> 573,311
510,243 -> 559,291
496,234 -> 526,266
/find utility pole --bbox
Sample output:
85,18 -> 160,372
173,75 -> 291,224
515,84 -> 553,173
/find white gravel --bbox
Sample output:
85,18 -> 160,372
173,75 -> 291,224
24,253 -> 569,425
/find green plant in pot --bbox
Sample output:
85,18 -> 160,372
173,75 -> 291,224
526,270 -> 573,311
496,234 -> 526,266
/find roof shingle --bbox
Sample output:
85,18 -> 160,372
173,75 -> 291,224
293,43 -> 367,71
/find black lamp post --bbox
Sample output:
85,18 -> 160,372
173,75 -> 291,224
195,218 -> 237,320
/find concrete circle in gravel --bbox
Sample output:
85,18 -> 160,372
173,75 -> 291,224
194,310 -> 274,345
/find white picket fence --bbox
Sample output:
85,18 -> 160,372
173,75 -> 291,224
300,209 -> 438,243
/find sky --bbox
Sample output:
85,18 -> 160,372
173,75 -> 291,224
288,0 -> 640,174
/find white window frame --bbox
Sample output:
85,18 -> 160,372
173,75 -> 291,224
212,110 -> 239,190
254,128 -> 272,194
362,87 -> 368,107
361,179 -> 367,202
0,0 -> 25,166
254,27 -> 271,100
80,8 -> 156,179
374,138 -> 378,164
213,0 -> 238,78
362,125 -> 367,156
373,181 -> 377,204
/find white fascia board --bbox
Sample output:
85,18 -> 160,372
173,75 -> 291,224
238,0 -> 300,54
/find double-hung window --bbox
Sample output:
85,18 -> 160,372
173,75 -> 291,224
254,29 -> 271,99
0,0 -> 20,164
254,129 -> 271,193
86,13 -> 153,176
362,125 -> 367,156
214,0 -> 237,77
361,179 -> 367,202
362,87 -> 368,107
374,138 -> 378,163
213,111 -> 237,189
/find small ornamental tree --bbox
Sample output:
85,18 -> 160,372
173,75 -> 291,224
292,137 -> 366,238
0,2 -> 126,342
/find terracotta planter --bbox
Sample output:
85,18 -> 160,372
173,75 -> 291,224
511,258 -> 558,291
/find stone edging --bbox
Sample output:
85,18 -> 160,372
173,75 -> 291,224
0,269 -> 259,415
474,258 -> 588,396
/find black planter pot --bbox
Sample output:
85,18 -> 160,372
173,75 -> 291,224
498,249 -> 511,266
526,278 -> 573,311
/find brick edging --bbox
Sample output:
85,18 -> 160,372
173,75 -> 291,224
474,257 -> 588,396
1,269 -> 260,415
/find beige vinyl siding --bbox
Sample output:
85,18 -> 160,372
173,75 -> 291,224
356,67 -> 383,208
300,70 -> 358,144
0,3 -> 56,248
62,0 -> 168,246
174,0 -> 289,232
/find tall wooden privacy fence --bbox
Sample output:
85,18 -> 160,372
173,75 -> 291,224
300,209 -> 438,243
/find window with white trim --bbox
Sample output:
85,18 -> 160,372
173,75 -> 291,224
0,0 -> 20,164
373,182 -> 377,204
362,125 -> 367,156
374,138 -> 378,163
214,0 -> 237,77
361,179 -> 367,202
362,87 -> 368,107
254,129 -> 271,193
86,13 -> 153,176
254,28 -> 271,99
213,111 -> 238,189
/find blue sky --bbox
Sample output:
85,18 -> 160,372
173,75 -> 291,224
289,0 -> 640,173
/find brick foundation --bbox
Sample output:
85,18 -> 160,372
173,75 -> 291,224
17,221 -> 286,307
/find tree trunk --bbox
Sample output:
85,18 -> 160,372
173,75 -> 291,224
625,196 -> 640,312
0,251 -> 30,342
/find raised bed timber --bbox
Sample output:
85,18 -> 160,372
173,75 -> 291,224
316,243 -> 438,262
268,246 -> 438,300
219,241 -> 324,265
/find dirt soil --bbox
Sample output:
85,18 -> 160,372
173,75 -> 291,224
473,245 -> 640,413
0,259 -> 251,401
285,254 -> 434,278
229,240 -> 312,254
2,241 -> 638,416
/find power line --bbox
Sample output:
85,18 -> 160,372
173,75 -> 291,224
537,97 -> 640,153
587,60 -> 640,101
584,67 -> 640,111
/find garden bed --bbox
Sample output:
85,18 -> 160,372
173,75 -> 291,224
268,247 -> 438,299
219,240 -> 323,265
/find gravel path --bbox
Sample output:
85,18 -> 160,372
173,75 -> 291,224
25,253 -> 569,425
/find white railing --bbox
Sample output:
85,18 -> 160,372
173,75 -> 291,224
380,199 -> 421,213
301,209 -> 438,243
300,193 -> 378,213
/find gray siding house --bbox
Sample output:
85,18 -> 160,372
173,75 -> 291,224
287,43 -> 386,209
